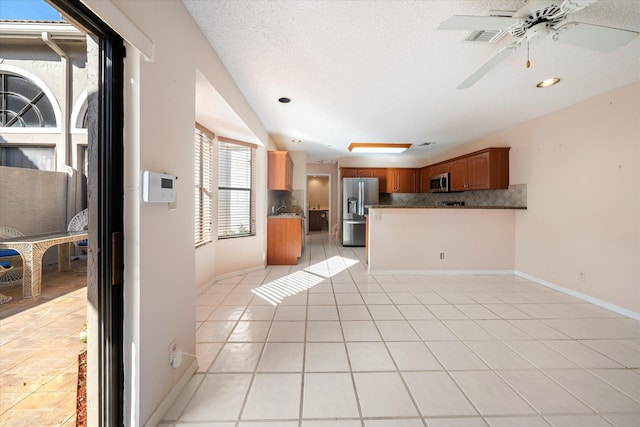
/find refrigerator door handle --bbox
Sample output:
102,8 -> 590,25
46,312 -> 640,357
358,181 -> 364,216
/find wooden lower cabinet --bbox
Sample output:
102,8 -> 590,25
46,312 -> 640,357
267,217 -> 302,265
308,210 -> 328,231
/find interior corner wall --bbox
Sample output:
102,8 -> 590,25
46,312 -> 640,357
456,82 -> 640,313
289,151 -> 307,190
86,0 -> 271,425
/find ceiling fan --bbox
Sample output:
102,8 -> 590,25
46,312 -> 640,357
438,0 -> 639,89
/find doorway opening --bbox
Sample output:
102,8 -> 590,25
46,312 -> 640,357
306,174 -> 331,234
0,0 -> 125,421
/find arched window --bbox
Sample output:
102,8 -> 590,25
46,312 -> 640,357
0,72 -> 57,128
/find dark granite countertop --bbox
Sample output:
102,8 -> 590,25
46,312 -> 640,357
366,205 -> 527,210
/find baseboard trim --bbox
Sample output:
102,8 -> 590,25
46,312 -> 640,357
515,270 -> 640,321
143,358 -> 198,427
367,269 -> 514,276
196,264 -> 266,296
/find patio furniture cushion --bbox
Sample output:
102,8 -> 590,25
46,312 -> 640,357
0,226 -> 23,287
78,240 -> 88,247
0,261 -> 11,268
0,249 -> 19,257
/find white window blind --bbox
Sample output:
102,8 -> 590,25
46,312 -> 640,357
218,137 -> 256,239
194,126 -> 214,247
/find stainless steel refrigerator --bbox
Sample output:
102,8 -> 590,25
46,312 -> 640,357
342,177 -> 379,246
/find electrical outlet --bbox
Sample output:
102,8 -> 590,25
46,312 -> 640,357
440,252 -> 445,260
171,348 -> 183,369
169,340 -> 182,369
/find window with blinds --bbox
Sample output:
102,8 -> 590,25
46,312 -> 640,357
218,137 -> 256,239
194,126 -> 214,247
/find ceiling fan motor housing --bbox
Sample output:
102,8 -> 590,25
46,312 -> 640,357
525,22 -> 552,40
511,2 -> 567,38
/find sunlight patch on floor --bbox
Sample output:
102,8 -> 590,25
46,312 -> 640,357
252,256 -> 359,305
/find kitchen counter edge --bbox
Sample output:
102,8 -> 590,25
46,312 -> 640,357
366,205 -> 527,210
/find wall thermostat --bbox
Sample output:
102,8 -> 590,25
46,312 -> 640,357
142,171 -> 177,203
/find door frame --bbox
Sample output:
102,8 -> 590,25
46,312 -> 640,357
305,173 -> 332,234
49,1 -> 125,425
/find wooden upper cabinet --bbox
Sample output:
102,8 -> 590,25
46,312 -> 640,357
448,158 -> 468,192
448,147 -> 510,191
386,168 -> 417,193
430,163 -> 450,176
340,168 -> 359,179
418,167 -> 431,193
366,168 -> 387,191
339,168 -> 387,191
268,151 -> 294,191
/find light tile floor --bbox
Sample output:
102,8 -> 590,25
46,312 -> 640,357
162,232 -> 640,427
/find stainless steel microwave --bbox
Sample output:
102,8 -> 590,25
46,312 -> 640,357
429,172 -> 449,193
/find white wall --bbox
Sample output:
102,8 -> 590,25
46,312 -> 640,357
307,176 -> 329,210
83,0 -> 271,424
425,82 -> 640,314
289,151 -> 307,190
368,208 -> 515,273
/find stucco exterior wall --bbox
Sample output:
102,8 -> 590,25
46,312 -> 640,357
0,166 -> 68,233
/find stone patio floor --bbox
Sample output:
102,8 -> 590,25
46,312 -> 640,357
0,261 -> 87,426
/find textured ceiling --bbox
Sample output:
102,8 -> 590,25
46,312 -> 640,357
184,0 -> 640,165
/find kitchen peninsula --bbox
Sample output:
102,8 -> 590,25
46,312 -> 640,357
366,206 -> 526,274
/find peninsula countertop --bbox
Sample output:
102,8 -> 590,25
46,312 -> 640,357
367,205 -> 527,210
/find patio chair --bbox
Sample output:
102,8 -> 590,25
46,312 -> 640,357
0,226 -> 24,287
0,261 -> 13,304
68,209 -> 88,271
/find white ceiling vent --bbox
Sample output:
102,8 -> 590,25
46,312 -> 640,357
464,29 -> 507,43
464,10 -> 514,44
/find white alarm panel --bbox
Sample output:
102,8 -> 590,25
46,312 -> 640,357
142,171 -> 177,203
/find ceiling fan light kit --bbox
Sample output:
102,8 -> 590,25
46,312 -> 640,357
439,0 -> 639,89
348,143 -> 412,154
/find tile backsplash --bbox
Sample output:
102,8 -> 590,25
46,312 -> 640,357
268,190 -> 305,215
380,184 -> 527,208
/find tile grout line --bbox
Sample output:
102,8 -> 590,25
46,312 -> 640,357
330,236 -> 367,427
176,232 -> 640,425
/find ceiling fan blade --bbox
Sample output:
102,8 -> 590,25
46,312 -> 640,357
558,0 -> 598,15
457,42 -> 520,89
553,22 -> 639,52
438,15 -> 520,31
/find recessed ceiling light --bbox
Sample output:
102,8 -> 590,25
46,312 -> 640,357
278,97 -> 291,103
291,139 -> 301,143
348,142 -> 412,154
536,77 -> 561,88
